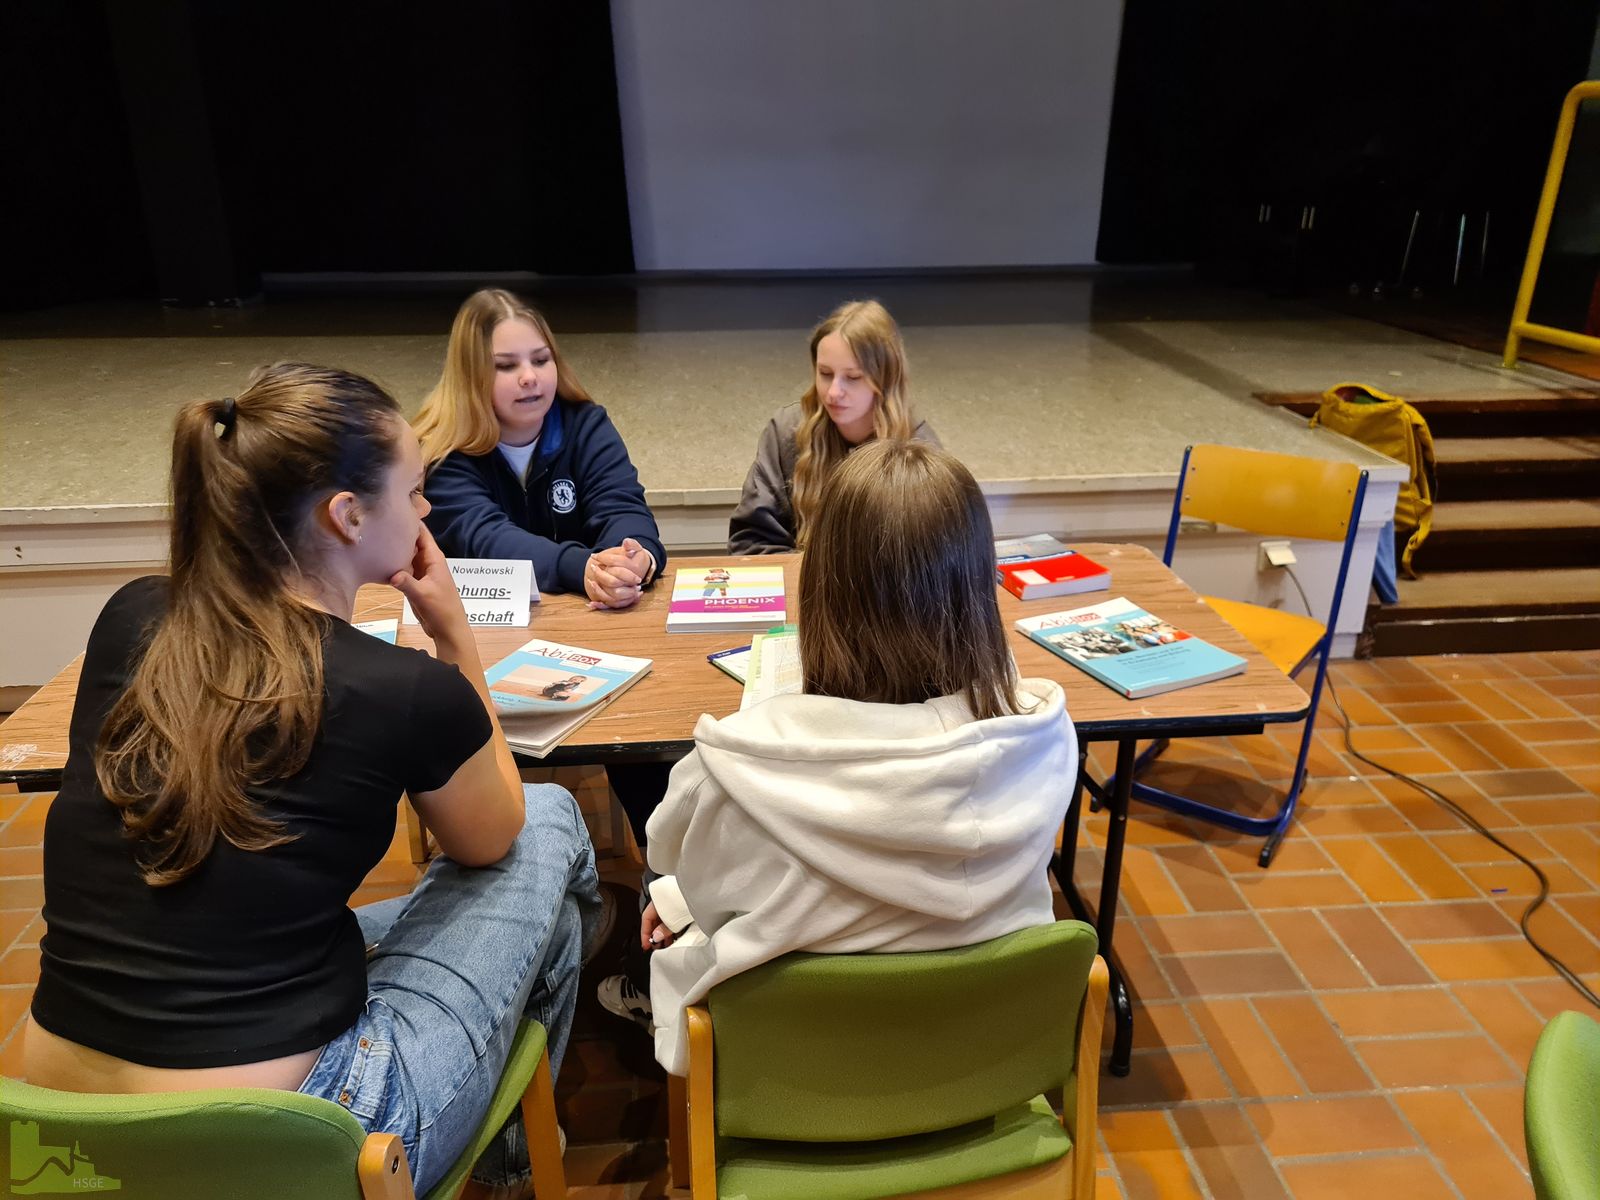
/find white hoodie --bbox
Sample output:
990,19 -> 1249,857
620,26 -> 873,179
644,677 -> 1077,1075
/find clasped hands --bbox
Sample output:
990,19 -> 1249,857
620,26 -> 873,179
585,537 -> 653,609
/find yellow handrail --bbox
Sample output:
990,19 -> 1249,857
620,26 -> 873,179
1504,80 -> 1600,368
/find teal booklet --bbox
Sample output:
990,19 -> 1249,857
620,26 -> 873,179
1015,597 -> 1245,699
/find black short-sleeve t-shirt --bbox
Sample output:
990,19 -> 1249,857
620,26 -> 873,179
30,577 -> 492,1068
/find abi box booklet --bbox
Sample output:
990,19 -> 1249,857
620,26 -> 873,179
486,641 -> 651,715
1015,597 -> 1245,699
484,640 -> 652,758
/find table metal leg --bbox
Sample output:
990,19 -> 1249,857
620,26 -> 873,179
1053,738 -> 1137,1076
1097,740 -> 1136,1074
1058,749 -> 1086,882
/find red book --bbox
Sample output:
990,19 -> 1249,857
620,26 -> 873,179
997,551 -> 1111,601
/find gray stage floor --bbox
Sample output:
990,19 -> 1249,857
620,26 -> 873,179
1,275 -> 1585,510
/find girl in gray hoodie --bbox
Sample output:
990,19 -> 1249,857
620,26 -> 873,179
727,299 -> 940,554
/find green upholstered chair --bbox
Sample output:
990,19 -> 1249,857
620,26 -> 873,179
1526,1008 -> 1600,1200
669,920 -> 1107,1200
2,1018 -> 566,1200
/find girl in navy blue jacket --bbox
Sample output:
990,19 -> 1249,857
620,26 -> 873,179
414,290 -> 666,607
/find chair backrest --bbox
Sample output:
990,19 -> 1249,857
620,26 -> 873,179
1526,1009 -> 1600,1200
705,920 -> 1098,1143
3,1078 -> 368,1199
1171,443 -> 1366,545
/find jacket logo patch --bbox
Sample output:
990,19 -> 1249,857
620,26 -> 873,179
550,478 -> 577,514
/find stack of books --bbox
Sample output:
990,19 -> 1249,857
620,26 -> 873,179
994,534 -> 1111,600
486,639 -> 652,756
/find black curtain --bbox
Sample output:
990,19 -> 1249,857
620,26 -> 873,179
2,0 -> 635,309
1,3 -> 154,308
1096,0 -> 1600,289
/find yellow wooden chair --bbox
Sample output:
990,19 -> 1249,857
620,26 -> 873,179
668,922 -> 1108,1200
1124,443 -> 1368,866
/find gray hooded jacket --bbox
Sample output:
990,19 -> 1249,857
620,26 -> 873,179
727,403 -> 942,554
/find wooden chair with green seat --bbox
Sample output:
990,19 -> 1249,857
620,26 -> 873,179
1525,1008 -> 1600,1200
669,920 -> 1108,1200
1117,443 -> 1368,867
1,1018 -> 567,1199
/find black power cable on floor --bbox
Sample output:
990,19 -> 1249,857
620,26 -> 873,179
1285,566 -> 1600,1011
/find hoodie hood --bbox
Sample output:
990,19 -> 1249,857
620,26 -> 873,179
686,678 -> 1074,921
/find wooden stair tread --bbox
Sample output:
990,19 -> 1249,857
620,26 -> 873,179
1433,436 -> 1600,464
1392,568 -> 1600,610
1429,498 -> 1600,532
1255,391 -> 1600,413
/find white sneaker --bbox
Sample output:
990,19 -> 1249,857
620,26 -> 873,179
597,973 -> 653,1029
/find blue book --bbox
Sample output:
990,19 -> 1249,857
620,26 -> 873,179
1015,597 -> 1245,699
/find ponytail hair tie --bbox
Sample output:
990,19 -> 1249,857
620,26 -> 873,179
214,396 -> 237,440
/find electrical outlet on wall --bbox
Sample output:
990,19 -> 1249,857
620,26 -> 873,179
1259,541 -> 1297,570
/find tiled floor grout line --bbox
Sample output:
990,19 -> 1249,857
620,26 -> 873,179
1160,1106 -> 1226,1200
1463,1084 -> 1535,1177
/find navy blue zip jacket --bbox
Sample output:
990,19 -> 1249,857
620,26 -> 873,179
423,399 -> 667,595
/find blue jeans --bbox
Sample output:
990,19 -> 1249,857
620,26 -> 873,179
298,783 -> 600,1193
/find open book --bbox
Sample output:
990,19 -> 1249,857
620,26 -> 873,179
739,630 -> 802,710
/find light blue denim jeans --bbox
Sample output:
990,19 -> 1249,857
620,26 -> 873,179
298,783 -> 600,1194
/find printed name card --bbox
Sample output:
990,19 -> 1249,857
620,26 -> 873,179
403,558 -> 537,628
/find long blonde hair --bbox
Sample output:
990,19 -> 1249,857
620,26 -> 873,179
412,288 -> 591,469
799,440 -> 1020,720
97,364 -> 403,886
790,299 -> 913,546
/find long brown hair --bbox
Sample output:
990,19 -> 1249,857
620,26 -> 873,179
790,299 -> 914,546
96,363 -> 403,886
798,440 -> 1020,720
412,288 -> 591,469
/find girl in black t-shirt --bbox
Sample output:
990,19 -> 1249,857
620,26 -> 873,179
23,363 -> 599,1195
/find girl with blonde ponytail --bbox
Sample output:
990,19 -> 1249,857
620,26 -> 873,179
24,363 -> 598,1196
728,299 -> 941,553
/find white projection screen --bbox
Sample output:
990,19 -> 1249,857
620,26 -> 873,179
610,0 -> 1123,271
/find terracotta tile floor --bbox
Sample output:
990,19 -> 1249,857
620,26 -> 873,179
2,650 -> 1597,1199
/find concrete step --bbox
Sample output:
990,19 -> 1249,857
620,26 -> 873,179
1416,498 -> 1600,571
1252,391 -> 1600,438
1434,436 -> 1600,500
1433,436 -> 1600,464
1386,567 -> 1600,615
1367,567 -> 1600,655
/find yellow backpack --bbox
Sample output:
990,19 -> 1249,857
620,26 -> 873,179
1308,382 -> 1436,577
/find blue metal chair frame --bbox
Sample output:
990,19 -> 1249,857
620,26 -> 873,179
1117,445 -> 1369,867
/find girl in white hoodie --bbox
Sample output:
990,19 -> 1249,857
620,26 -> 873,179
634,439 -> 1078,1075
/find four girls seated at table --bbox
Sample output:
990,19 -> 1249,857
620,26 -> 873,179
19,292 -> 1079,1186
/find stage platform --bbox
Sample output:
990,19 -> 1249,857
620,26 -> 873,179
3,275 -> 1587,690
